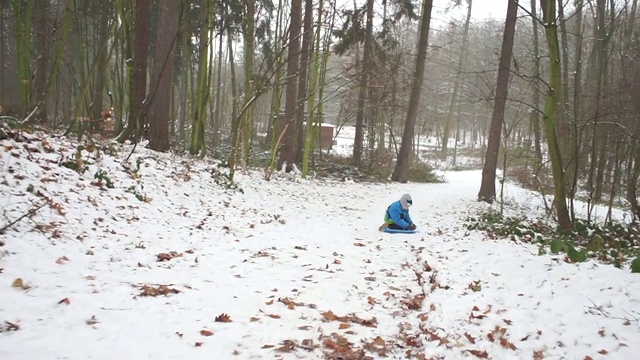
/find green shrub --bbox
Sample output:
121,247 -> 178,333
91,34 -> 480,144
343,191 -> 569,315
465,210 -> 640,272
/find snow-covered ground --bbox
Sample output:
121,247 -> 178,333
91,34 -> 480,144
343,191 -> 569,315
1,133 -> 639,360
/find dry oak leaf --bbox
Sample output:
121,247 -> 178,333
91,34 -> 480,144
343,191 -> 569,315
200,329 -> 214,336
500,338 -> 517,350
138,285 -> 180,297
367,296 -> 376,305
195,342 -> 203,347
354,242 -> 366,247
4,321 -> 20,331
267,314 -> 281,319
261,344 -> 275,349
250,317 -> 260,322
464,332 -> 476,344
277,340 -> 296,352
339,323 -> 351,329
57,297 -> 70,305
55,256 -> 70,264
533,350 -> 544,360
214,313 -> 232,323
467,349 -> 489,358
11,278 -> 31,290
597,349 -> 608,355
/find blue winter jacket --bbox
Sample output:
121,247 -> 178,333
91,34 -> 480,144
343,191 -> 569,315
384,200 -> 413,229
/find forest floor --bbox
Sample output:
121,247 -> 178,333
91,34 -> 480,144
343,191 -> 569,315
1,131 -> 639,360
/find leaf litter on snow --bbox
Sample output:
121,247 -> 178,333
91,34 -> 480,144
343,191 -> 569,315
2,134 -> 640,359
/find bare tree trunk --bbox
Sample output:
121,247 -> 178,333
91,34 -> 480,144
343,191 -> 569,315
148,0 -> 179,151
118,0 -> 150,142
294,0 -> 314,163
33,0 -> 48,123
352,0 -> 374,165
540,0 -> 572,230
0,1 -> 21,116
531,0 -> 543,163
391,0 -> 433,183
278,0 -> 303,172
441,0 -> 472,159
477,0 -> 517,203
89,0 -> 111,124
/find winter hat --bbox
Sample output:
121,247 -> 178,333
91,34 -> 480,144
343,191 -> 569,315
400,193 -> 413,209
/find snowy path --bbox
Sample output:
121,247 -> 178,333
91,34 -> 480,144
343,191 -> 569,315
1,138 -> 640,359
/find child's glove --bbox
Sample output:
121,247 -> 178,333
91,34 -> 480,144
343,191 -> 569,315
408,223 -> 417,230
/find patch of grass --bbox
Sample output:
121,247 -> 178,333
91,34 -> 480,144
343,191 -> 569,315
465,210 -> 640,272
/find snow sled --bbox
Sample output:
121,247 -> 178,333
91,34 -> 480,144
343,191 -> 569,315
383,227 -> 417,234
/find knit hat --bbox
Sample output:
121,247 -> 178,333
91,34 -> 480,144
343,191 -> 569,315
400,193 -> 413,209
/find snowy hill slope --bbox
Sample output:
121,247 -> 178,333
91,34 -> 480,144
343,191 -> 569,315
1,132 -> 639,360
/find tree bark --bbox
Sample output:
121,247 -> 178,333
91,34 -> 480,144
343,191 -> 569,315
352,0 -> 374,166
148,0 -> 179,151
441,0 -> 472,159
118,0 -> 150,142
0,1 -> 20,116
294,0 -> 314,163
33,0 -> 48,123
278,0 -> 302,172
391,0 -> 433,183
540,0 -> 573,230
477,0 -> 518,203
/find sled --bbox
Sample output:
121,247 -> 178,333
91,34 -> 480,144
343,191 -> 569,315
383,227 -> 417,234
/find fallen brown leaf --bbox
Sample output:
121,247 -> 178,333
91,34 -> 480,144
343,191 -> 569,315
250,317 -> 260,322
267,314 -> 281,319
11,278 -> 30,290
354,242 -> 366,247
200,329 -> 214,336
57,297 -> 70,305
214,313 -> 232,322
138,284 -> 180,297
265,299 -> 274,305
195,342 -> 203,347
464,332 -> 476,344
339,323 -> 350,329
500,337 -> 517,350
261,344 -> 275,349
467,349 -> 489,358
55,256 -> 70,264
533,350 -> 544,359
277,340 -> 296,352
597,349 -> 608,355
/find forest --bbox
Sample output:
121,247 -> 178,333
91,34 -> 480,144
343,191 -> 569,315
2,0 -> 640,231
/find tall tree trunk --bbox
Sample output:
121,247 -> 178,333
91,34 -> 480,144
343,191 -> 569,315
33,0 -> 48,123
441,0 -> 472,159
89,0 -> 111,124
294,0 -> 314,163
277,0 -> 303,172
540,0 -> 572,230
391,0 -> 433,183
477,0 -> 517,203
118,0 -> 150,142
240,0 -> 255,165
0,1 -> 21,116
189,0 -> 211,156
531,0 -> 543,163
147,0 -> 179,151
212,4 -> 225,149
352,0 -> 374,165
302,0 -> 325,178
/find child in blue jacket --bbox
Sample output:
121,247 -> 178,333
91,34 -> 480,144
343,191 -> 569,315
379,193 -> 417,231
